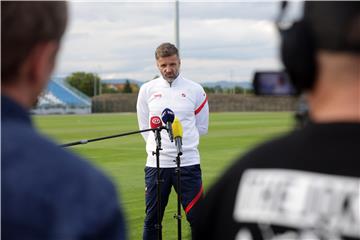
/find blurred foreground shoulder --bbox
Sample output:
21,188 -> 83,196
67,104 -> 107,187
2,126 -> 126,240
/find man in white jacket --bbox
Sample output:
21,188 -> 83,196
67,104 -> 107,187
137,42 -> 209,240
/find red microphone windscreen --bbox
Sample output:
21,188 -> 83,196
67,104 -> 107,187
150,116 -> 162,129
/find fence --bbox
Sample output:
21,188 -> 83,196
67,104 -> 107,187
92,93 -> 299,113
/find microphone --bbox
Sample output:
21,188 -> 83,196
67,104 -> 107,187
150,116 -> 162,129
161,108 -> 175,142
150,116 -> 163,148
172,117 -> 183,156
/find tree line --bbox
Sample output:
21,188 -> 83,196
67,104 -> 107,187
65,72 -> 136,97
65,72 -> 253,97
203,86 -> 253,94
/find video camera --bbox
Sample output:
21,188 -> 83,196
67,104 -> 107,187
253,71 -> 297,96
252,71 -> 309,128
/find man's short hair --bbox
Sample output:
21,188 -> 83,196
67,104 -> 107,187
304,2 -> 360,53
155,43 -> 179,60
1,2 -> 68,83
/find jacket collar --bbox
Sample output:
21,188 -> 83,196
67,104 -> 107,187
1,95 -> 32,126
159,74 -> 182,88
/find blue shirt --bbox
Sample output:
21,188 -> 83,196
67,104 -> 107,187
1,95 -> 126,240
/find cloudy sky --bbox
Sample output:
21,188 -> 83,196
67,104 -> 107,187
54,1 -> 302,83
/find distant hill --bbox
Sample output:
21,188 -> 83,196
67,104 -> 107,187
102,78 -> 252,90
201,81 -> 252,89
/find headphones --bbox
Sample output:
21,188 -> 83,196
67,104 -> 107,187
277,1 -> 316,93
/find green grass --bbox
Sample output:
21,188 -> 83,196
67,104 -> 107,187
33,112 -> 294,240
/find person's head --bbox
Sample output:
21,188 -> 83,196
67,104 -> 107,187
155,42 -> 181,83
279,1 -> 360,93
279,2 -> 360,121
1,1 -> 68,108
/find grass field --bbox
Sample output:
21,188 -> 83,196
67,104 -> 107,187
33,112 -> 295,240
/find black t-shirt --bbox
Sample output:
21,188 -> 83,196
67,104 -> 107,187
193,122 -> 360,240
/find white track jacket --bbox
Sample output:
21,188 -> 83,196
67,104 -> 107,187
136,75 -> 209,168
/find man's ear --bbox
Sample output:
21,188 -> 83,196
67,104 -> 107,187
27,41 -> 59,90
25,41 -> 59,105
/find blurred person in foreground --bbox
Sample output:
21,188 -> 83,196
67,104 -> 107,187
1,2 -> 126,239
193,2 -> 360,240
137,42 -> 209,240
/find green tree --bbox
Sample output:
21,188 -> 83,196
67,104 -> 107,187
234,86 -> 244,94
65,72 -> 100,97
203,86 -> 215,93
214,85 -> 223,93
122,79 -> 132,93
225,88 -> 233,94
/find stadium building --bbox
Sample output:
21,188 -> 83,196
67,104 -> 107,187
32,78 -> 91,114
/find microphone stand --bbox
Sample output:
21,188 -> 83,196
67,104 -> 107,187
174,141 -> 183,240
152,127 -> 163,240
60,128 -> 159,148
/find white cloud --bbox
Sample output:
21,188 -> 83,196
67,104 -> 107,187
54,1 -> 301,83
182,57 -> 282,82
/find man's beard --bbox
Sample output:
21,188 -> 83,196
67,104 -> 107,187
163,72 -> 179,83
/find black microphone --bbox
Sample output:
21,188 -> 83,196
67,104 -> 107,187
161,108 -> 175,142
